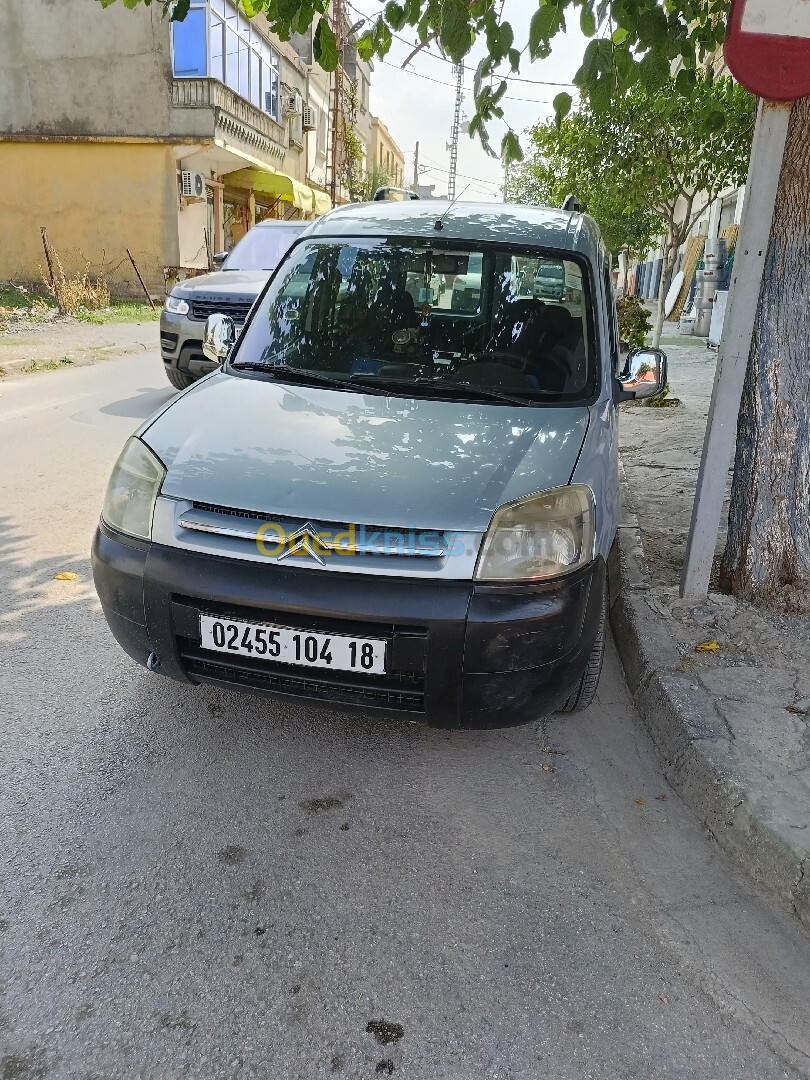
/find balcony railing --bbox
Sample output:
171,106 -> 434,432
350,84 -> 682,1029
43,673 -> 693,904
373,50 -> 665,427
172,78 -> 286,164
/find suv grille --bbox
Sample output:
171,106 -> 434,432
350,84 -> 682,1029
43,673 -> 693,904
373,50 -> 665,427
190,298 -> 254,323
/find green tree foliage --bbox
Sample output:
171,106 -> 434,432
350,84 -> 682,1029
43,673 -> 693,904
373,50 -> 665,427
504,106 -> 666,274
616,296 -> 653,351
98,0 -> 734,161
509,76 -> 754,345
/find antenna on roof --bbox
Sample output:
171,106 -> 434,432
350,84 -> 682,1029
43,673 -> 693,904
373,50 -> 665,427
434,184 -> 470,231
562,194 -> 582,212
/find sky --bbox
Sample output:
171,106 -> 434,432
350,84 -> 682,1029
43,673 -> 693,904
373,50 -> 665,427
345,0 -> 589,202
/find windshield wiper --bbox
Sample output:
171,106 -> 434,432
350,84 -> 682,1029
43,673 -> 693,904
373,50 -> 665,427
230,362 -> 346,388
232,364 -> 539,405
349,374 -> 532,407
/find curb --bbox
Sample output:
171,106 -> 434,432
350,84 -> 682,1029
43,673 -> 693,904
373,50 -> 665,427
610,470 -> 810,929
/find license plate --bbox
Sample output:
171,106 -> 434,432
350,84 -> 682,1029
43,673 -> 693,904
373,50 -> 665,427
199,615 -> 387,675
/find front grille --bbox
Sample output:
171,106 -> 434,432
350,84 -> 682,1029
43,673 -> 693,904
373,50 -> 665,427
187,502 -> 446,559
192,501 -> 273,522
190,298 -> 253,323
178,643 -> 425,713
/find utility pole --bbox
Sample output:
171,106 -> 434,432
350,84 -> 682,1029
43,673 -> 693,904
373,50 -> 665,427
447,63 -> 463,201
413,140 -> 419,191
328,0 -> 345,206
680,101 -> 790,597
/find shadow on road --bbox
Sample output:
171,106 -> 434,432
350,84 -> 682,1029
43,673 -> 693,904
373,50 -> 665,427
98,386 -> 176,420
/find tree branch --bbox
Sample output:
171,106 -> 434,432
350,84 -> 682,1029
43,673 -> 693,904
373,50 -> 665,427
400,31 -> 440,68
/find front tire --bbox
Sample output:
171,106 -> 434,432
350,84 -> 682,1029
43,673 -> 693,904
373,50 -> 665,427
559,578 -> 607,713
165,367 -> 196,391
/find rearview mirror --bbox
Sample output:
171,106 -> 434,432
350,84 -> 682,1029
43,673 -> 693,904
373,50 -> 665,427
202,313 -> 235,363
618,347 -> 667,400
212,251 -> 228,267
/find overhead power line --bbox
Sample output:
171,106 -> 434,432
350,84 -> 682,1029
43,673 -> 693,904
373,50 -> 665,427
378,59 -> 558,105
417,158 -> 502,191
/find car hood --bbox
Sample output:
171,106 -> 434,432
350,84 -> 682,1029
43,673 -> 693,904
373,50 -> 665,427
141,374 -> 590,533
173,270 -> 270,298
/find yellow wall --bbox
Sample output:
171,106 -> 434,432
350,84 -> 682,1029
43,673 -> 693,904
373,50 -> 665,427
0,141 -> 180,298
370,120 -> 405,187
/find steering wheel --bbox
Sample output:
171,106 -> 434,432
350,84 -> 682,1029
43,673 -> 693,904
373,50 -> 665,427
477,348 -> 573,391
478,349 -> 528,371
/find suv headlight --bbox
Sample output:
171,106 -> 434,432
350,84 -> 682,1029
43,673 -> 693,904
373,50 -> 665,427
101,438 -> 166,541
164,293 -> 190,315
475,485 -> 595,582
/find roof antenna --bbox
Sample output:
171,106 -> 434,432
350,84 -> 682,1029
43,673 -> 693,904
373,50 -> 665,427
562,193 -> 582,212
434,184 -> 470,231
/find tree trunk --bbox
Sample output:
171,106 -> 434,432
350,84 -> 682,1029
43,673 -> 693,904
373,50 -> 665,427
652,241 -> 676,348
719,98 -> 810,614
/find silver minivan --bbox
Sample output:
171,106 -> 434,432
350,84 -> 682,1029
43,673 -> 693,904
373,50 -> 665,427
93,201 -> 665,728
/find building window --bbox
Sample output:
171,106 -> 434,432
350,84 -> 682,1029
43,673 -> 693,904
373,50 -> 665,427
265,55 -> 280,121
172,6 -> 208,77
174,0 -> 283,122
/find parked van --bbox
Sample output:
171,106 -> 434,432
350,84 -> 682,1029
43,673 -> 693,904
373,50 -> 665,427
93,201 -> 666,728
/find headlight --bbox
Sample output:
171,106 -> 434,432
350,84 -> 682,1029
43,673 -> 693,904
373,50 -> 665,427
101,438 -> 165,541
475,485 -> 595,582
164,293 -> 190,315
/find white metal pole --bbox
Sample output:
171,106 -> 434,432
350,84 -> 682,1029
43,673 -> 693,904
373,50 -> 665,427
680,99 -> 792,599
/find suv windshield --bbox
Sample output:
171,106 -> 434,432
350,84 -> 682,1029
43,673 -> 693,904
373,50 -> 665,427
234,238 -> 595,404
223,225 -> 305,271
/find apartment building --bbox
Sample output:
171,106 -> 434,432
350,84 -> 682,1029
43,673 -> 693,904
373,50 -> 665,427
0,0 -> 336,296
369,116 -> 405,187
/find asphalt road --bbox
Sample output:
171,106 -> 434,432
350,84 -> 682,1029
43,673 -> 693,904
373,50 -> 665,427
1,354 -> 809,1080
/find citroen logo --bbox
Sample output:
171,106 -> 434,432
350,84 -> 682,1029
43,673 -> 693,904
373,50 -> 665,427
276,521 -> 326,566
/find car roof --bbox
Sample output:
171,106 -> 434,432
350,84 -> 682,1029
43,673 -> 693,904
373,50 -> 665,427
302,200 -> 605,260
255,219 -> 306,228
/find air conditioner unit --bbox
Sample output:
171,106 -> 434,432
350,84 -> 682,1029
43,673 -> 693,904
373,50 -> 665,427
302,105 -> 316,131
180,171 -> 206,201
283,92 -> 302,117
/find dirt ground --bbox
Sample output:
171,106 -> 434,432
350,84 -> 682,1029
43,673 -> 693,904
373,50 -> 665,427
0,313 -> 157,377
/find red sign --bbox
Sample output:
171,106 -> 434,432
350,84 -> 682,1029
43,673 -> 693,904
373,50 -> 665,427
725,0 -> 810,100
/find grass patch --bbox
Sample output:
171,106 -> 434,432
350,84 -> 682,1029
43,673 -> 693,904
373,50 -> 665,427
75,301 -> 159,324
25,357 -> 75,373
0,284 -> 56,312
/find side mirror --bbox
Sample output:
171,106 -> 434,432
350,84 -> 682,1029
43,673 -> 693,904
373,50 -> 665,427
618,347 -> 667,401
212,251 -> 228,267
202,313 -> 235,363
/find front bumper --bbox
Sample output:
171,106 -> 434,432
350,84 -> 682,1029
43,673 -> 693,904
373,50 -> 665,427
92,523 -> 605,729
159,310 -> 218,380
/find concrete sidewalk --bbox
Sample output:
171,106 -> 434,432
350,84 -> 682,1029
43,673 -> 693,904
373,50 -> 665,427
612,331 -> 810,928
0,316 -> 157,377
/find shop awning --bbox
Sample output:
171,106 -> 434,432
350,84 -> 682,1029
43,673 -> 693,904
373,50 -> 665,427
311,188 -> 332,216
226,168 -> 314,212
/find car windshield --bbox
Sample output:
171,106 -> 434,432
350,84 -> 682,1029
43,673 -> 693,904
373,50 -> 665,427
233,238 -> 596,404
223,225 -> 305,271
